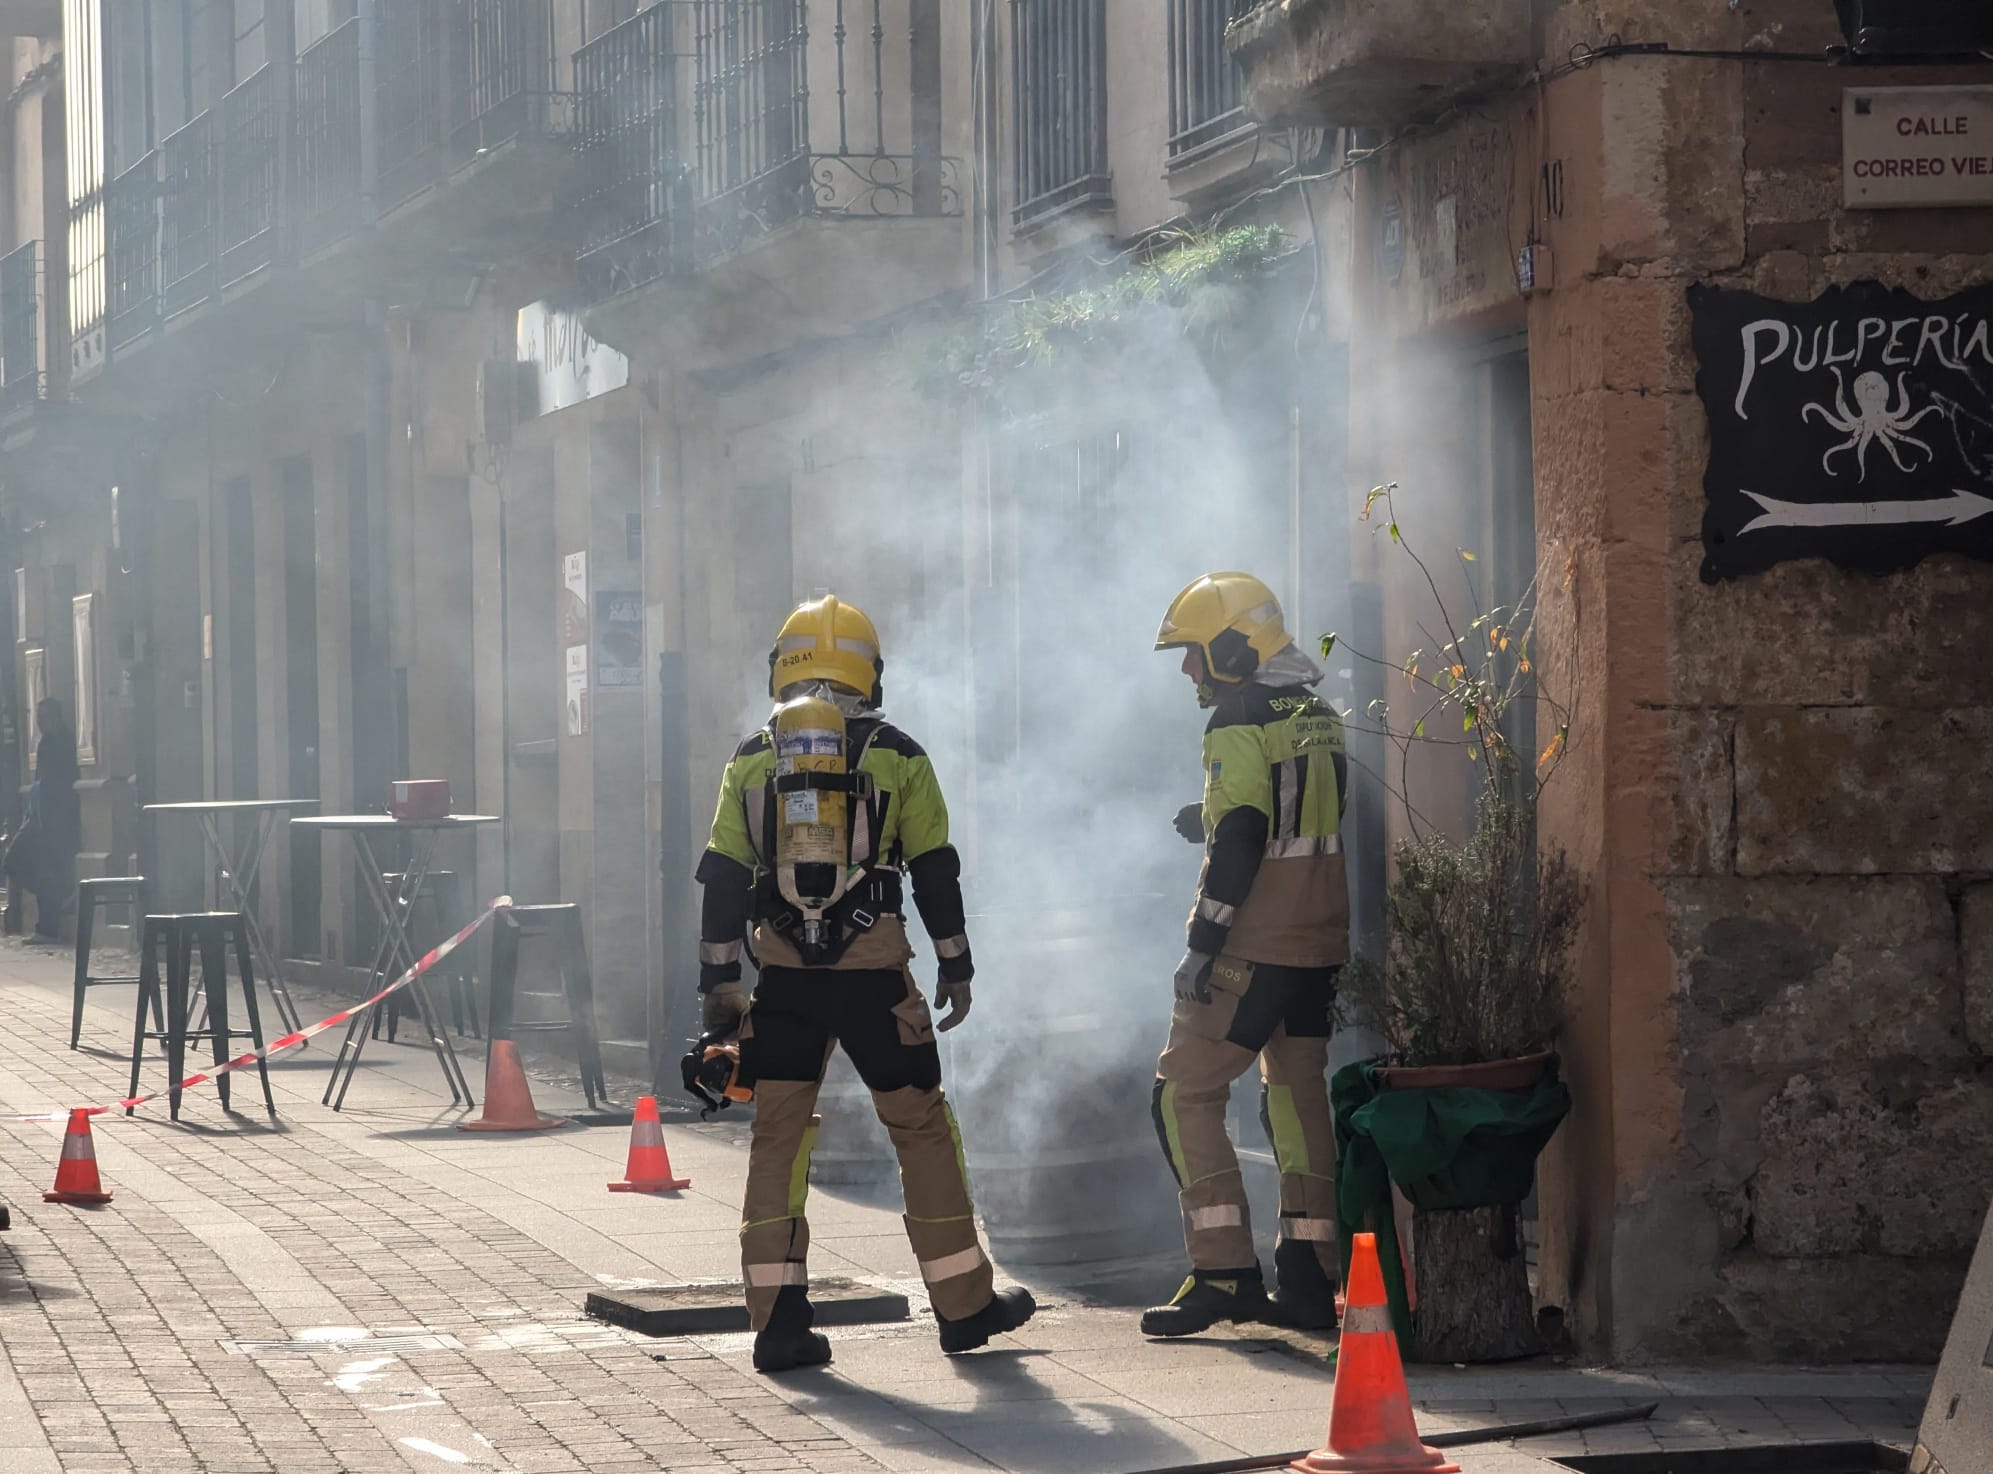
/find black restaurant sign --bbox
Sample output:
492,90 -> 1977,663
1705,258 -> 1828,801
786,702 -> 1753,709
1689,280 -> 1993,582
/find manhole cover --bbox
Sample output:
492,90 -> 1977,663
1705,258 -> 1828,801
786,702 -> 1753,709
585,1276 -> 910,1337
1556,1441 -> 1908,1474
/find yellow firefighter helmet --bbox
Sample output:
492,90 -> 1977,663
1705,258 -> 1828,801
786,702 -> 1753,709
1154,571 -> 1292,686
767,592 -> 884,704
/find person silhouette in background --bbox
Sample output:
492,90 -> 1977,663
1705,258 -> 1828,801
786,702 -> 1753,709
11,698 -> 81,942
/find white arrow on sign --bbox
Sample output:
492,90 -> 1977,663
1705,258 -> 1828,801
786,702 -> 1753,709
1737,487 -> 1993,536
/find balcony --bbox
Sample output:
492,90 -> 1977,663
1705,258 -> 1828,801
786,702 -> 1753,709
105,152 -> 159,352
160,112 -> 216,319
1225,0 -> 1532,129
1,242 -> 44,409
574,0 -> 961,361
1169,0 -> 1257,164
64,3 -> 577,400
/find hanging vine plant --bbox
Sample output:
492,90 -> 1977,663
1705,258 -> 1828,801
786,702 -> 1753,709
906,224 -> 1305,419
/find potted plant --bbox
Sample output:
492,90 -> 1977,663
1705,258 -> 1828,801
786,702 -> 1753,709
1323,483 -> 1582,1364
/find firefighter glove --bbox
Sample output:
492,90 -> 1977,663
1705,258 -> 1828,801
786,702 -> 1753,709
1173,802 -> 1205,845
934,979 -> 972,1032
702,979 -> 748,1039
1174,950 -> 1216,1004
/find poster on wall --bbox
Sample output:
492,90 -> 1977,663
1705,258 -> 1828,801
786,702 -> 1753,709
565,644 -> 591,737
72,594 -> 96,767
23,647 -> 44,767
1690,279 -> 1993,582
595,590 -> 642,690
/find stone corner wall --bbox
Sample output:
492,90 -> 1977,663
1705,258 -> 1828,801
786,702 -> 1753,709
1623,40 -> 1993,1363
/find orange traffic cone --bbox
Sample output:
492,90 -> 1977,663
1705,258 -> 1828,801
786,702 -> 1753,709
1290,1232 -> 1458,1474
608,1095 -> 689,1192
458,1040 -> 568,1133
43,1108 -> 113,1205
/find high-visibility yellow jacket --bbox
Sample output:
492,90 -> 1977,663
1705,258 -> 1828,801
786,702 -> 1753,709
1189,682 -> 1349,968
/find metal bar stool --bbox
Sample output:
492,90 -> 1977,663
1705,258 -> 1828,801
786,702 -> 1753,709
488,903 -> 608,1111
127,912 -> 276,1121
372,870 -> 480,1042
73,876 -> 160,1049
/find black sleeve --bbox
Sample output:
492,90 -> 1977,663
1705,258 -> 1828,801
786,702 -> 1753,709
907,843 -> 974,984
1335,750 -> 1349,823
694,849 -> 752,992
1188,805 -> 1268,956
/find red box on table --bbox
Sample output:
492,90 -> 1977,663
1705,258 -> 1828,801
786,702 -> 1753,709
389,780 -> 451,820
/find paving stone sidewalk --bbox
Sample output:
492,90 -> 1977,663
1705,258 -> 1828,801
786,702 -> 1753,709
0,937 -> 1931,1474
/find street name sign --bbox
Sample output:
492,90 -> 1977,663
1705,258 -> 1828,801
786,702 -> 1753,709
1844,85 -> 1993,209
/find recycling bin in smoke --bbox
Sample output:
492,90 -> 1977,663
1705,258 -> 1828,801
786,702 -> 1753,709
950,895 -> 1185,1267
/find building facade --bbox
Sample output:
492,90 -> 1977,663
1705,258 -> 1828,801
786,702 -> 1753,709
1231,0 -> 1993,1359
1,0 -> 1985,1361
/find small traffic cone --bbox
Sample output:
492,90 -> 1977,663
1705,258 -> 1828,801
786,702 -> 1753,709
459,1039 -> 568,1132
608,1095 -> 689,1192
1290,1232 -> 1458,1474
43,1108 -> 113,1205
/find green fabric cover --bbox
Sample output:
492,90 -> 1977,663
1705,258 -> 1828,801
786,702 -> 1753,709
1331,1056 -> 1571,1344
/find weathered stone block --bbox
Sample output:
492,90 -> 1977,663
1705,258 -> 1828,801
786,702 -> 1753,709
1657,709 -> 1732,875
1755,1068 -> 1993,1257
1664,875 -> 1966,1069
1735,708 -> 1993,875
1707,1250 -> 1969,1363
1745,163 -> 1841,232
1669,545 -> 1993,709
1966,884 -> 1993,1059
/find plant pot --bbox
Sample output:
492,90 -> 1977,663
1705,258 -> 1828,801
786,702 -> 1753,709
1332,1053 -> 1571,1365
1372,1050 -> 1554,1094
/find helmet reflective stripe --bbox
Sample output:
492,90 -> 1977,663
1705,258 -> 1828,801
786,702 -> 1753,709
767,592 -> 884,701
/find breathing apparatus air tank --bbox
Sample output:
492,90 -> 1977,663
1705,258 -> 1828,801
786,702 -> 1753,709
772,692 -> 855,959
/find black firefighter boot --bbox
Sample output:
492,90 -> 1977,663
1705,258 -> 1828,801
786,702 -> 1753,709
752,1285 -> 832,1374
1265,1236 -> 1342,1331
1139,1266 -> 1267,1337
937,1287 -> 1038,1354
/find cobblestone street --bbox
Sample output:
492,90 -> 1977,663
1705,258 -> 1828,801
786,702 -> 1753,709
0,941 -> 1932,1474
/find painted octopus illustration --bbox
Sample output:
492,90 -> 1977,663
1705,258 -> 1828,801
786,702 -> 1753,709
1801,367 -> 1941,480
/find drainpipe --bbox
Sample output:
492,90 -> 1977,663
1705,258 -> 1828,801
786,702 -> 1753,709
357,0 -> 379,229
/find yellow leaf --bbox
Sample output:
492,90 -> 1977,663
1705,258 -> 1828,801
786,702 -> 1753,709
1518,656 -> 1532,673
1451,664 -> 1465,680
1538,728 -> 1567,768
1460,549 -> 1477,562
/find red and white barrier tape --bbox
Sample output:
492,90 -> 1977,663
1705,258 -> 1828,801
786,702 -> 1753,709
0,895 -> 513,1123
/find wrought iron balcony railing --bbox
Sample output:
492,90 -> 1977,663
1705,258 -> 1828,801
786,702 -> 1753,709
219,63 -> 283,284
160,111 -> 217,317
573,4 -> 691,299
452,0 -> 567,154
575,0 -> 958,298
1,240 -> 43,408
1168,0 -> 1255,161
106,151 -> 160,351
378,1 -> 448,208
293,18 -> 364,257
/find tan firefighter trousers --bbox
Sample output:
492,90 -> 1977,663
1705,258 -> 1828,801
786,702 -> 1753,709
737,965 -> 994,1330
1153,955 -> 1340,1276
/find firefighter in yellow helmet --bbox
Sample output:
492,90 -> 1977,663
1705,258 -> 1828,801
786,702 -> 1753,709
1145,572 -> 1349,1336
695,593 -> 1036,1372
